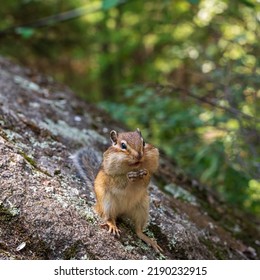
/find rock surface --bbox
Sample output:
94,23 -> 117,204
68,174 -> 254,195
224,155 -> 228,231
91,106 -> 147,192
0,57 -> 259,260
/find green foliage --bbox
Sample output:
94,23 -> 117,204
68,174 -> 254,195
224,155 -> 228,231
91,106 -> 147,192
16,27 -> 35,39
102,0 -> 122,10
0,0 -> 259,216
100,81 -> 259,215
187,0 -> 200,4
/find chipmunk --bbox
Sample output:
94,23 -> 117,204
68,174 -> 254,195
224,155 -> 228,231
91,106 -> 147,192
73,128 -> 162,252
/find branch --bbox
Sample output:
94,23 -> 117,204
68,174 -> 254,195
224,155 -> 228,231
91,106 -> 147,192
0,1 -> 127,37
148,83 -> 259,122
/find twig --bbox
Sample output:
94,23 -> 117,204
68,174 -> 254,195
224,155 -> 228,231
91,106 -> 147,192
147,83 -> 259,122
0,1 -> 127,36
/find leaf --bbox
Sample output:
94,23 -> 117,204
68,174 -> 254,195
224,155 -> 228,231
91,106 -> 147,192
201,156 -> 219,182
102,0 -> 121,10
238,0 -> 255,8
16,27 -> 35,39
187,0 -> 199,4
194,146 -> 209,163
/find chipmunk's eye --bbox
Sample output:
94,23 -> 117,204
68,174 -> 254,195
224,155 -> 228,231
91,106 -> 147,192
121,142 -> 127,150
143,140 -> 145,147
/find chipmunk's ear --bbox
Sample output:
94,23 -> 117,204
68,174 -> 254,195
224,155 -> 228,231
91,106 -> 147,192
136,128 -> 142,137
110,130 -> 118,145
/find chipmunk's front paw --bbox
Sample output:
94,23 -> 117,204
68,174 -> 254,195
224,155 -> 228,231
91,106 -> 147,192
127,169 -> 148,181
138,169 -> 148,178
127,171 -> 139,182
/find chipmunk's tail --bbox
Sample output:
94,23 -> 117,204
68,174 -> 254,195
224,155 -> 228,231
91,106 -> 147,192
70,147 -> 101,188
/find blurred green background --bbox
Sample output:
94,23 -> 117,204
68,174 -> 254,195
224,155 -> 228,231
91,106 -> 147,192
0,0 -> 259,216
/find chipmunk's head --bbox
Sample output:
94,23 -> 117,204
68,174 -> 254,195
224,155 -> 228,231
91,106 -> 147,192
110,128 -> 145,167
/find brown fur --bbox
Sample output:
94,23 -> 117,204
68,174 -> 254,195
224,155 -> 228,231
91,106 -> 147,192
94,129 -> 162,252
